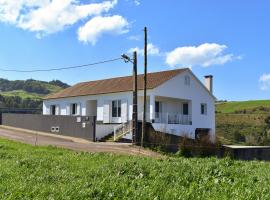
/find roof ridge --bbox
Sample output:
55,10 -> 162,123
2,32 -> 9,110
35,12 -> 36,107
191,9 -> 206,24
75,68 -> 188,85
44,68 -> 188,100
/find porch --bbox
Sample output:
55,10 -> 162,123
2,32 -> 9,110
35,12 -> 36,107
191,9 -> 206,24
138,95 -> 192,126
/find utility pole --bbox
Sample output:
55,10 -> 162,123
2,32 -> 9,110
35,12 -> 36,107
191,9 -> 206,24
121,52 -> 138,145
132,51 -> 138,144
141,27 -> 147,147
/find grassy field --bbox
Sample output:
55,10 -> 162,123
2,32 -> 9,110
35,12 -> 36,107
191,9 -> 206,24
216,100 -> 270,114
1,138 -> 270,199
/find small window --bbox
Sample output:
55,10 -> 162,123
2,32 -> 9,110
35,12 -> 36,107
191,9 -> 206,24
71,103 -> 77,115
201,103 -> 207,115
112,100 -> 121,117
184,75 -> 190,86
183,103 -> 189,115
50,105 -> 56,115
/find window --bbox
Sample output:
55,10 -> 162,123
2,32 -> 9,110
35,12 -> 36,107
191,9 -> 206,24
184,75 -> 190,86
183,103 -> 189,115
112,100 -> 121,117
50,105 -> 56,115
71,103 -> 77,115
201,103 -> 207,115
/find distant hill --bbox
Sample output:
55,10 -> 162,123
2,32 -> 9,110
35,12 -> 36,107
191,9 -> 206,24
216,100 -> 270,114
0,79 -> 69,109
216,100 -> 270,146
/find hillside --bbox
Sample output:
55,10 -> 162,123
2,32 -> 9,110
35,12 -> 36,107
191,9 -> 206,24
216,100 -> 270,145
216,100 -> 270,114
0,79 -> 69,109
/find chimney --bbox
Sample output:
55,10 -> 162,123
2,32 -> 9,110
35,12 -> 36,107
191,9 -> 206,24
204,75 -> 213,94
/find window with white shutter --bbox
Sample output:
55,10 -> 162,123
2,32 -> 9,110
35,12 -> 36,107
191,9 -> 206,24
121,99 -> 128,122
103,100 -> 110,123
76,103 -> 81,115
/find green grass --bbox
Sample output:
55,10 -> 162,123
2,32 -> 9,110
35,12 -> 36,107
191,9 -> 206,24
0,90 -> 42,100
1,138 -> 270,199
216,100 -> 270,114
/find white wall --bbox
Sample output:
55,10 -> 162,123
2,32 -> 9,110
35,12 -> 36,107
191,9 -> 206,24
152,123 -> 195,139
43,92 -> 134,121
153,70 -> 215,140
95,124 -> 115,140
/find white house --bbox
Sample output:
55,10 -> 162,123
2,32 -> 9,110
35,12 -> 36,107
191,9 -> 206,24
43,68 -> 216,141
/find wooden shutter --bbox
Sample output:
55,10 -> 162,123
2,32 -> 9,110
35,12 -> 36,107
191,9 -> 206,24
103,100 -> 110,123
121,99 -> 128,123
77,103 -> 81,115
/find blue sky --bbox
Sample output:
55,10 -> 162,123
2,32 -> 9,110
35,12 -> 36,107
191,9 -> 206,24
0,0 -> 270,101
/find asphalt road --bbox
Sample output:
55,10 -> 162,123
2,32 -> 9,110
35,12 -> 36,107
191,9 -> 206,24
0,127 -> 161,157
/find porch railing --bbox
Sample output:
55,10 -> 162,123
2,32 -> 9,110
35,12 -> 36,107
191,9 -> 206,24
154,112 -> 192,125
138,112 -> 192,125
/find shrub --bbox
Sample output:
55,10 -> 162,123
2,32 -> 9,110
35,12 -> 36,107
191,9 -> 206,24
178,135 -> 222,157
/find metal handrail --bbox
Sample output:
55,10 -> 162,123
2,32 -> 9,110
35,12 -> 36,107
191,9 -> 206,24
113,121 -> 132,141
154,112 -> 192,125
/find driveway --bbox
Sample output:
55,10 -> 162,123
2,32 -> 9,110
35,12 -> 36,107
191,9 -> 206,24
0,127 -> 161,158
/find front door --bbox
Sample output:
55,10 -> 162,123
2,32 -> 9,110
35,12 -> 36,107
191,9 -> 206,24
182,103 -> 189,124
182,103 -> 189,115
155,101 -> 162,123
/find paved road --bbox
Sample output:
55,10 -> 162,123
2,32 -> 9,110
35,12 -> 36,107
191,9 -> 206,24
0,127 -> 161,157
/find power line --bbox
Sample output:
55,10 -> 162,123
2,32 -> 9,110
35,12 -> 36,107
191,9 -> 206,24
0,57 -> 122,73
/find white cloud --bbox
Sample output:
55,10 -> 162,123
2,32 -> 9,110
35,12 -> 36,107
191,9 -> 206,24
134,0 -> 140,6
166,43 -> 239,67
18,0 -> 117,35
0,0 -> 118,37
259,73 -> 270,91
127,35 -> 141,41
78,15 -> 129,45
128,43 -> 160,56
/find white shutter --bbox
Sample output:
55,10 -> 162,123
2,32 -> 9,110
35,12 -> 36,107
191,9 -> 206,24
121,99 -> 128,123
77,103 -> 81,116
66,104 -> 71,115
103,100 -> 110,123
46,106 -> 50,115
56,105 -> 60,115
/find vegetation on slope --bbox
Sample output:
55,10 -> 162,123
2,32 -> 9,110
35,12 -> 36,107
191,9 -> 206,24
1,90 -> 41,100
0,138 -> 270,199
0,79 -> 69,109
0,79 -> 66,95
216,100 -> 270,145
216,114 -> 270,145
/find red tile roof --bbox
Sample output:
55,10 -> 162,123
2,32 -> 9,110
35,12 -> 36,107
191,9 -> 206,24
44,68 -> 188,100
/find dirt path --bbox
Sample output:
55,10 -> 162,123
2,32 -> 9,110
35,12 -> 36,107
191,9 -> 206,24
0,127 -> 163,158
